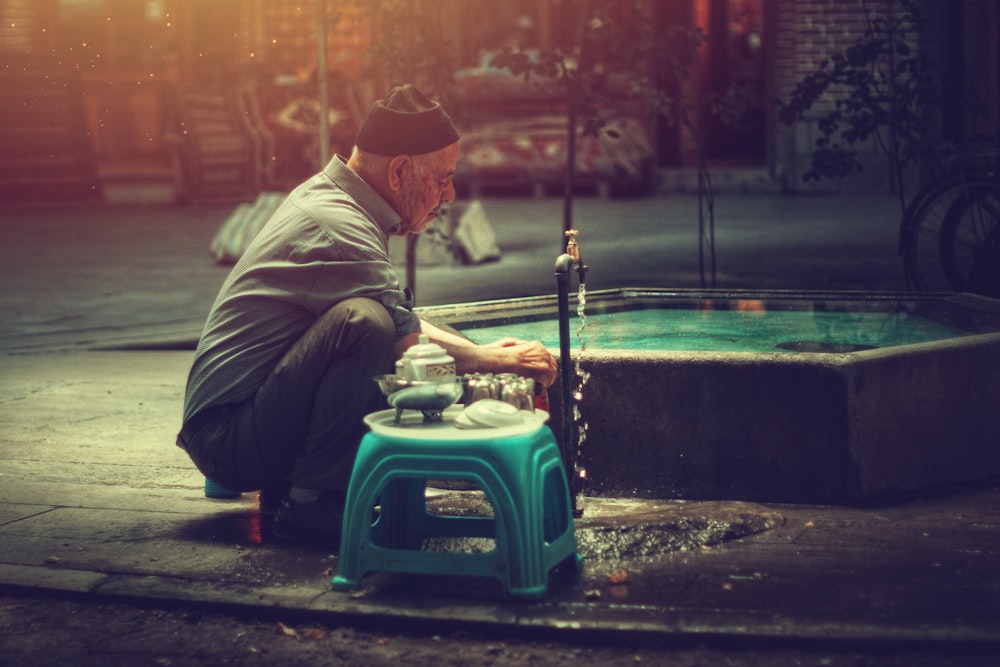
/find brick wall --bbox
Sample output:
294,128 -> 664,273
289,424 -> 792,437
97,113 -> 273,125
771,0 -> 922,192
774,0 -> 874,112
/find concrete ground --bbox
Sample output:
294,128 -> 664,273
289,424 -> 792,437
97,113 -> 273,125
1,192 -> 998,662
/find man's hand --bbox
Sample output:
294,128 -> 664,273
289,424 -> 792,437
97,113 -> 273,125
415,321 -> 558,388
480,338 -> 558,388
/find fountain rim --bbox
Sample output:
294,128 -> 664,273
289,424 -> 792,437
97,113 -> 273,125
415,287 -> 1000,359
416,286 -> 1000,317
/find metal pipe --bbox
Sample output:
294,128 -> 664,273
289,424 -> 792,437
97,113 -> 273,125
555,252 -> 579,516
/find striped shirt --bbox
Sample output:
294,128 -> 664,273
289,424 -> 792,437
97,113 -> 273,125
181,156 -> 420,424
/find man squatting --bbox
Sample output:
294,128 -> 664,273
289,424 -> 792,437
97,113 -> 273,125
177,84 -> 558,546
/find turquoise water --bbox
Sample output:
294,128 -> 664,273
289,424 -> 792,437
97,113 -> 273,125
459,308 -> 975,353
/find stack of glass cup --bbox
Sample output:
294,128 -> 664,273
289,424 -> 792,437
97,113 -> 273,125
460,373 -> 535,412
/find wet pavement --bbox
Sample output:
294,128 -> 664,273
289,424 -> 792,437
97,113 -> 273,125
1,192 -> 998,653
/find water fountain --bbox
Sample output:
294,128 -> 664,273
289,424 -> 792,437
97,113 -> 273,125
417,288 -> 1000,504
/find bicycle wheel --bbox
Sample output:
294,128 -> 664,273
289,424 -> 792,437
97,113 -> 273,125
938,175 -> 1000,297
902,170 -> 999,293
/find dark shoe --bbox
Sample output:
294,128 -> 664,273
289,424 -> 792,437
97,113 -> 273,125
273,492 -> 344,547
258,482 -> 292,515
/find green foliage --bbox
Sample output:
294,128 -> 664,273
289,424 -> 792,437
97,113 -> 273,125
617,21 -> 706,128
489,20 -> 610,139
340,0 -> 455,96
491,0 -> 750,287
777,0 -> 937,183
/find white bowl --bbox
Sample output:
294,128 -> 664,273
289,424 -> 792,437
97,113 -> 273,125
458,399 -> 525,428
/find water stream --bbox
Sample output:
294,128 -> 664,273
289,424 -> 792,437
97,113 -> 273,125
573,283 -> 590,512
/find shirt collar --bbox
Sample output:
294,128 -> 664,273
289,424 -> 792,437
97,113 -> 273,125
324,155 -> 403,235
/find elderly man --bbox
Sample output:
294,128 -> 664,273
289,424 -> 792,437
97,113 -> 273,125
177,84 -> 556,546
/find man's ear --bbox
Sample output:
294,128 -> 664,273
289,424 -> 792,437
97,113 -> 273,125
387,155 -> 411,193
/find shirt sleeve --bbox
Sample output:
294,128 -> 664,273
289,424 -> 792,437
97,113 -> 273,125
279,202 -> 421,339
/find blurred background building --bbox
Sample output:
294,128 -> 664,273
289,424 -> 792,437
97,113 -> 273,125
0,0 -> 996,204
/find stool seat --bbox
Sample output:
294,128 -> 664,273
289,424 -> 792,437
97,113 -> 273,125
332,409 -> 581,600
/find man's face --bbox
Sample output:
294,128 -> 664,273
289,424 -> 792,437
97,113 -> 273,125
396,143 -> 459,236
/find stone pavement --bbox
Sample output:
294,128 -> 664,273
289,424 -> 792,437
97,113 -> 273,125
0,191 -> 906,352
0,193 -> 998,652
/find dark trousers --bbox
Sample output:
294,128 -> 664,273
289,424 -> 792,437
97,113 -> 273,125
181,297 -> 395,494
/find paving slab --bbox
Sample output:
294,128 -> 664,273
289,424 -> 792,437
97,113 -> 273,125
1,350 -> 999,648
1,194 -> 997,650
0,194 -> 905,352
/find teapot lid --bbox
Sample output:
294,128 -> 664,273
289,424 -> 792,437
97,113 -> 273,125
402,333 -> 450,360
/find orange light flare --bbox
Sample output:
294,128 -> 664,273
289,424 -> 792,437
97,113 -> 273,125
700,298 -> 767,319
244,511 -> 263,546
694,0 -> 711,56
736,299 -> 767,315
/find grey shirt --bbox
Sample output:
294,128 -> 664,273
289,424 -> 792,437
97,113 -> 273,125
182,156 -> 420,424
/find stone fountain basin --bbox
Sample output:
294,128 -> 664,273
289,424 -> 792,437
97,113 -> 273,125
417,288 -> 1000,504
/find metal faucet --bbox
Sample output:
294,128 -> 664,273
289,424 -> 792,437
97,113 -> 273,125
554,229 -> 588,517
558,229 -> 588,282
565,229 -> 581,263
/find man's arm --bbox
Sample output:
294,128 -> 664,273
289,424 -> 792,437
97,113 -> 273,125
395,319 -> 558,388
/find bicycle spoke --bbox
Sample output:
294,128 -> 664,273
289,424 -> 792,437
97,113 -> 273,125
939,181 -> 1000,297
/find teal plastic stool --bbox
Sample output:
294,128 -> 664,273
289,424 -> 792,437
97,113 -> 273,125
331,418 -> 582,600
204,477 -> 241,499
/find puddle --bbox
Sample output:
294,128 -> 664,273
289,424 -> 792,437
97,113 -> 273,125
424,492 -> 783,560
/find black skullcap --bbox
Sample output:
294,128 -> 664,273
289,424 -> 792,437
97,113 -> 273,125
355,84 -> 459,156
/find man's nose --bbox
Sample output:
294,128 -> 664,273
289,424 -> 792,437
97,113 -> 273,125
442,180 -> 456,204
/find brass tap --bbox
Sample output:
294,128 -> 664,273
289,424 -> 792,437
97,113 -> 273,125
565,229 -> 581,263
